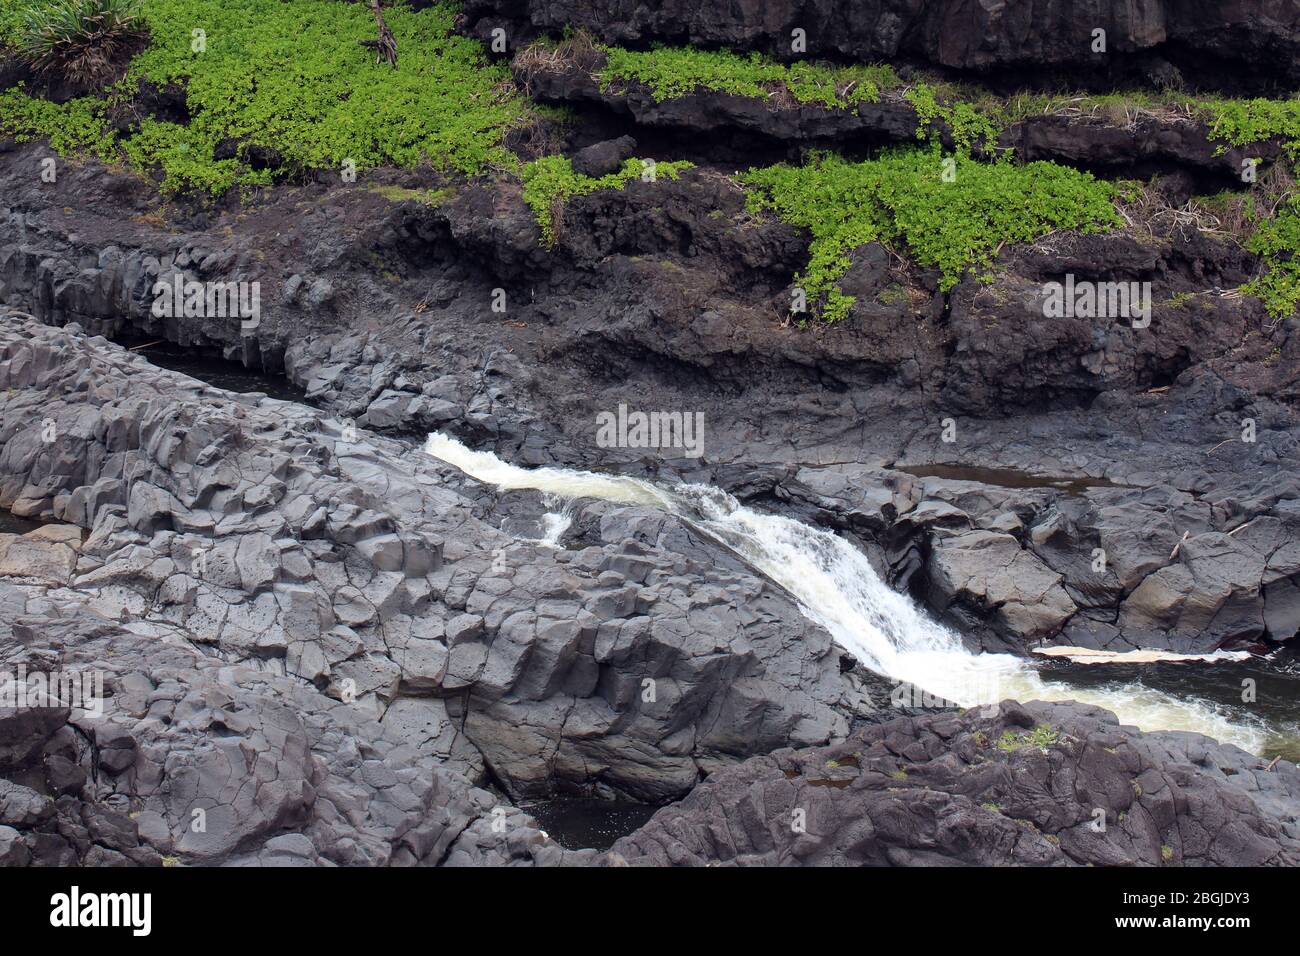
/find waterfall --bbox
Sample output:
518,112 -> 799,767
425,432 -> 1268,753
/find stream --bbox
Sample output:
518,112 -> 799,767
118,347 -> 1300,853
425,431 -> 1300,763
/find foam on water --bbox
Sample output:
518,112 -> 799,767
425,432 -> 1267,752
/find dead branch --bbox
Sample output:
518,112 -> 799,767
361,0 -> 398,67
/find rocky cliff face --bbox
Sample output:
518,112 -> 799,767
3,131 -> 1296,659
3,0 -> 1300,868
466,0 -> 1300,92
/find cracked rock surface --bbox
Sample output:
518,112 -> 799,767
601,700 -> 1300,867
1,320 -> 1297,866
0,318 -> 893,865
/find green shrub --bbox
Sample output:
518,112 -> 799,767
1245,202 -> 1300,318
595,44 -> 1011,151
0,86 -> 116,158
1199,97 -> 1300,158
2,0 -> 533,195
120,0 -> 526,186
0,0 -> 24,48
1178,99 -> 1300,318
599,44 -> 900,110
521,155 -> 692,247
905,82 -> 1005,153
742,149 -> 1119,321
119,118 -> 267,195
17,0 -> 145,89
996,725 -> 1060,752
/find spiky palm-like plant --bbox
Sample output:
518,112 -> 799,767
19,0 -> 146,90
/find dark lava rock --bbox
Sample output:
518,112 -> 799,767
471,0 -> 1300,94
518,53 -> 1281,182
601,700 -> 1300,866
0,319 -> 883,813
571,135 -> 638,177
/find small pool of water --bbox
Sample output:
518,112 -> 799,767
0,512 -> 50,535
1042,649 -> 1300,761
899,463 -> 1128,496
124,339 -> 306,403
522,798 -> 659,851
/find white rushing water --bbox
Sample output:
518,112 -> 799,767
536,502 -> 575,548
425,432 -> 1267,752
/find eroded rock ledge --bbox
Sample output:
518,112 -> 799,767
514,49 -> 1282,180
466,0 -> 1300,93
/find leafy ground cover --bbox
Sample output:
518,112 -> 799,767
742,149 -> 1120,321
522,154 -> 693,246
1,4 -> 1297,319
0,0 -> 529,194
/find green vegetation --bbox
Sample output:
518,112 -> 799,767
1190,97 -> 1300,318
585,40 -> 1013,152
521,155 -> 692,247
1160,844 -> 1174,862
594,43 -> 1008,152
1,0 -> 529,194
599,43 -> 900,110
594,48 -> 1300,322
1199,97 -> 1300,159
742,149 -> 1119,321
126,0 -> 524,185
0,87 -> 116,158
17,0 -> 144,88
0,0 -> 23,45
996,725 -> 1060,753
905,82 -> 1004,154
1185,99 -> 1294,319
1,0 -> 1297,319
1246,205 -> 1300,317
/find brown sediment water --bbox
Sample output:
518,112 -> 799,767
897,463 -> 1130,496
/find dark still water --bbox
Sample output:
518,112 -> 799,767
523,798 -> 660,851
1041,649 -> 1300,762
0,512 -> 50,535
899,463 -> 1128,497
125,340 -> 306,403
